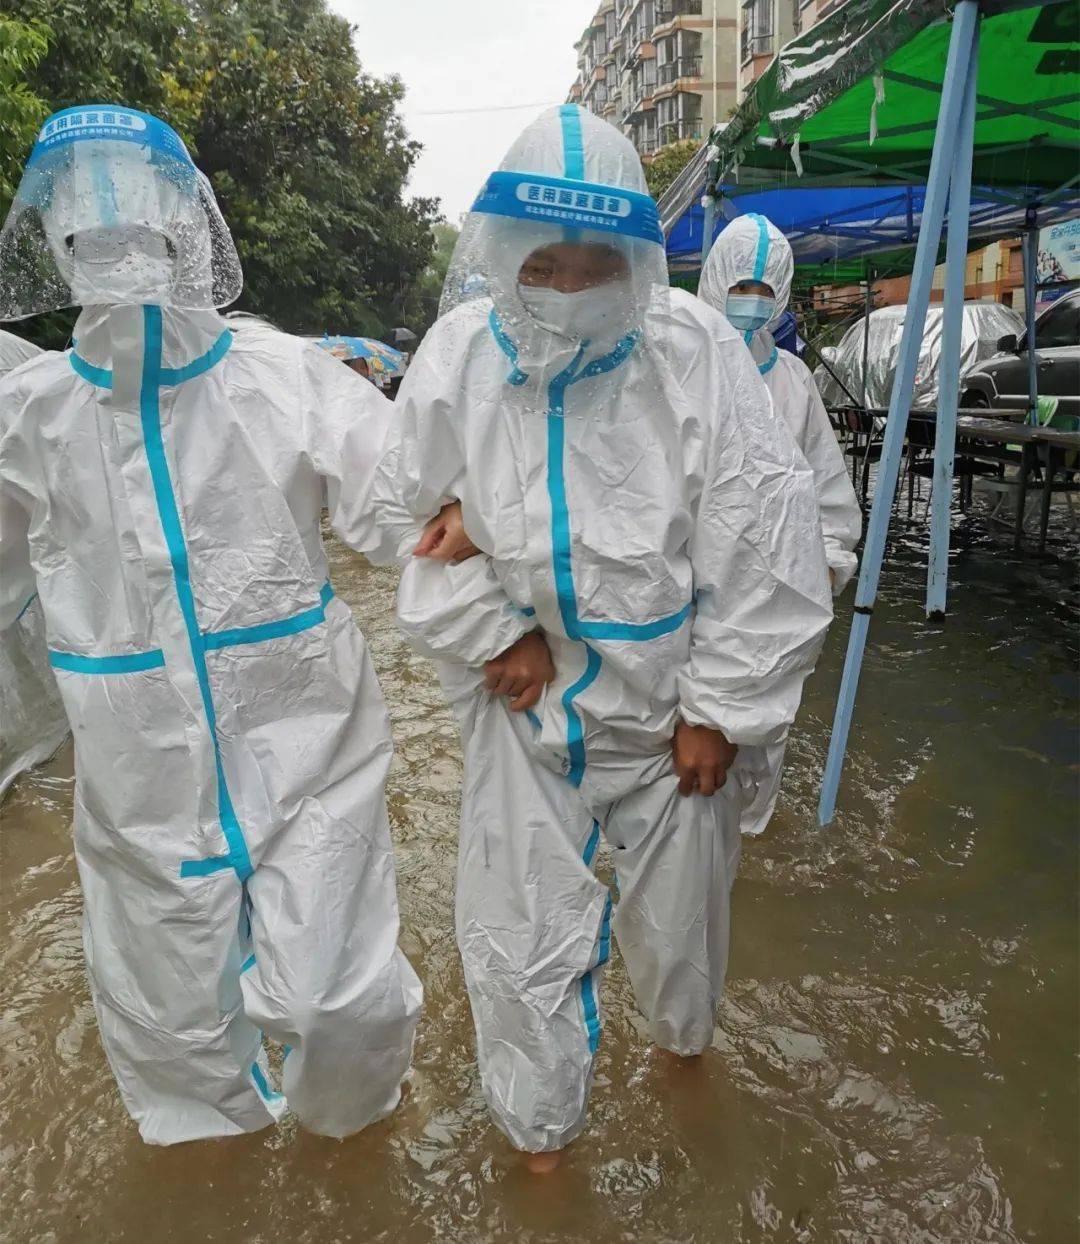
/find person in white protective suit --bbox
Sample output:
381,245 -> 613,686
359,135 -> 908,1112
372,104 -> 835,1161
0,106 -> 421,1145
0,330 -> 69,794
698,214 -> 862,834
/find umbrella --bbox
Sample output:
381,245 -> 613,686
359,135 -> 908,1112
317,335 -> 406,376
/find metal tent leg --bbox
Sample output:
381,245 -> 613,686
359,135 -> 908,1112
1022,220 -> 1039,425
926,20 -> 980,619
818,0 -> 981,827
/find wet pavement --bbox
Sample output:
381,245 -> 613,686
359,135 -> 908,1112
2,502 -> 1077,1242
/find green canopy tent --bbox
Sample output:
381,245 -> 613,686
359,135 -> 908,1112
702,0 -> 1077,193
682,0 -> 1079,824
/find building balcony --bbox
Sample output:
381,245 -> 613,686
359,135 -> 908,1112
658,118 -> 704,144
655,0 -> 703,22
657,56 -> 702,85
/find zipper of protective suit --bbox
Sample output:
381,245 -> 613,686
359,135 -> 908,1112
135,304 -> 254,883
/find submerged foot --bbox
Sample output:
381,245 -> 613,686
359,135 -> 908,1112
521,1149 -> 564,1175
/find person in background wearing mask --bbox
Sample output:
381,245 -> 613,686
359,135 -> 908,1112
0,329 -> 69,793
0,106 -> 421,1145
698,213 -> 862,834
373,105 -> 834,1167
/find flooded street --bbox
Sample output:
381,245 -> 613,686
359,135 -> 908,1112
2,507 -> 1077,1243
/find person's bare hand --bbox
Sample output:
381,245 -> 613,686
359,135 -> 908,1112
412,500 -> 481,563
828,567 -> 837,590
483,633 -> 555,713
673,721 -> 738,796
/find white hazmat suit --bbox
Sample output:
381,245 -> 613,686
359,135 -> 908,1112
0,330 -> 69,794
699,214 -> 862,833
375,105 -> 834,1151
0,106 -> 420,1144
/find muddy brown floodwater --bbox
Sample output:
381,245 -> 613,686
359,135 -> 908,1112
2,508 -> 1077,1242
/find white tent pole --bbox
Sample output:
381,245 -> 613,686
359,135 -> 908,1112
926,16 -> 981,620
818,0 -> 981,826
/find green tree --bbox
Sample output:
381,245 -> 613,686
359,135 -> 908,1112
644,139 -> 699,203
0,0 -> 438,344
404,220 -> 459,340
0,17 -> 51,207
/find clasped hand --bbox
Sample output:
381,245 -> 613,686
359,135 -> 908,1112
414,504 -> 737,794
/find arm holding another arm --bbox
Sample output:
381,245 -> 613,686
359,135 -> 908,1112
364,322 -> 535,667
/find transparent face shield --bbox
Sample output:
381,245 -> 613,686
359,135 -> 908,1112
0,106 -> 242,320
441,167 -> 669,354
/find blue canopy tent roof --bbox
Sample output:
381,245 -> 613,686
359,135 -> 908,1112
663,180 -> 1079,278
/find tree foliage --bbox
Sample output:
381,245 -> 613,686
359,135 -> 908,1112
404,221 -> 459,339
0,17 -> 51,206
0,0 -> 440,344
644,139 -> 699,203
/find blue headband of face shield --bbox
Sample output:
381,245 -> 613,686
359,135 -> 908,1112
26,106 -> 197,190
470,170 -> 664,247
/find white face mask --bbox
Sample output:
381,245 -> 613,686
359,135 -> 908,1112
68,226 -> 175,305
517,281 -> 630,342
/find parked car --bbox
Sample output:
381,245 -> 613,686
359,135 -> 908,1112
814,301 -> 1024,410
960,288 -> 1080,419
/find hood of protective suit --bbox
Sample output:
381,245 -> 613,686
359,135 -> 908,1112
440,104 -> 668,372
698,214 -> 794,369
0,105 -> 241,320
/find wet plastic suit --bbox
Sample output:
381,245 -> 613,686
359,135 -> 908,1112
0,330 -> 68,793
700,215 -> 862,833
0,110 -> 420,1145
375,106 -> 834,1152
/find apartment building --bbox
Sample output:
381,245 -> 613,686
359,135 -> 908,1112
823,239 -> 1032,315
567,0 -> 739,163
738,0 -> 835,96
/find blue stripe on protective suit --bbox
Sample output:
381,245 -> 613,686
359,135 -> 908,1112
471,170 -> 663,247
179,855 -> 233,878
139,304 -> 253,883
488,309 -> 529,385
250,1060 -> 283,1103
559,104 -> 586,181
749,212 -> 771,281
70,352 -> 113,388
202,591 -> 330,651
49,647 -> 165,674
739,214 -> 773,348
759,347 -> 779,376
562,646 -> 602,789
70,330 -> 233,389
579,817 -> 612,1055
15,592 -> 38,623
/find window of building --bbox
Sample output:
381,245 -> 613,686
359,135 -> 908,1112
741,0 -> 774,63
656,0 -> 704,20
657,90 -> 703,142
657,28 -> 701,83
